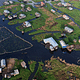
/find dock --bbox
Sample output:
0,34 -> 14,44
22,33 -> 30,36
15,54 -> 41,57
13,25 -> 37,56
66,45 -> 74,52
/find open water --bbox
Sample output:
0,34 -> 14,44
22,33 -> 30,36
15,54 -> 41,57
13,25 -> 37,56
0,0 -> 80,80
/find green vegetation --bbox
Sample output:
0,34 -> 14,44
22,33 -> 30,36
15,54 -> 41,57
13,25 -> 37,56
28,60 -> 36,72
31,17 -> 45,29
3,59 -> 31,80
11,5 -> 21,13
0,9 -> 5,15
8,19 -> 18,25
34,61 -> 56,80
63,24 -> 80,45
18,0 -> 22,2
64,0 -> 80,8
8,4 -> 48,25
29,30 -> 45,35
45,3 -> 54,11
0,1 -> 21,15
53,33 -> 61,39
34,56 -> 80,80
33,0 -> 43,2
1,0 -> 80,50
32,33 -> 52,42
51,2 -> 80,26
16,26 -> 32,32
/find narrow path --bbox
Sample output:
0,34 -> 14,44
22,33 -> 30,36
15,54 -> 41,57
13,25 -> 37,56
31,31 -> 61,36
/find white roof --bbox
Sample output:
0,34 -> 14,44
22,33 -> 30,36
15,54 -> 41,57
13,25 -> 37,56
1,59 -> 6,68
35,12 -> 41,16
23,0 -> 27,1
19,14 -> 26,17
14,69 -> 19,74
51,9 -> 55,12
60,40 -> 67,48
43,37 -> 58,48
13,14 -> 17,17
0,68 -> 2,71
9,1 -> 13,4
21,4 -> 25,7
24,21 -> 31,27
68,7 -> 73,10
5,74 -> 7,78
64,26 -> 73,33
50,46 -> 54,51
63,15 -> 69,20
4,1 -> 9,5
4,10 -> 10,14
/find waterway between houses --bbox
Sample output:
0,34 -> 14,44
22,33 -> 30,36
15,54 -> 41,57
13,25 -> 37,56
0,0 -> 80,80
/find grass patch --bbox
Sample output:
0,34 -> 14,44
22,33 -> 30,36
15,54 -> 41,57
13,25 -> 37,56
28,60 -> 36,72
32,33 -> 52,42
31,17 -> 45,29
34,61 -> 56,80
16,26 -> 32,32
3,59 -> 31,80
29,30 -> 45,35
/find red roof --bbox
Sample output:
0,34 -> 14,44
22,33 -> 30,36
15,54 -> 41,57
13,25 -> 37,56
41,2 -> 44,5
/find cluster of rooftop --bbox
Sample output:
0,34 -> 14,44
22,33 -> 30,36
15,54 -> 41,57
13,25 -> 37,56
3,1 -> 13,5
0,58 -> 27,79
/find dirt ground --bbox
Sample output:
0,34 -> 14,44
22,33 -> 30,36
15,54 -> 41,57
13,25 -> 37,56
38,7 -> 58,31
2,58 -> 15,77
0,13 -> 2,15
70,0 -> 79,1
5,4 -> 20,9
68,21 -> 77,26
7,58 -> 15,69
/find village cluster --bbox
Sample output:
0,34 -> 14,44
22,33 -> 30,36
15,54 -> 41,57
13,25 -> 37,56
0,59 -> 27,79
51,1 -> 74,20
2,0 -> 80,52
43,26 -> 80,52
3,1 -> 41,28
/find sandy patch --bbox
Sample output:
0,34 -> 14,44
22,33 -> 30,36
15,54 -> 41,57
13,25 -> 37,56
5,4 -> 20,9
0,13 -> 2,15
68,21 -> 77,26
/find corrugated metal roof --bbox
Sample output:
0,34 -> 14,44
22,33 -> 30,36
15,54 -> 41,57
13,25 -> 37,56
43,37 -> 58,48
4,10 -> 10,13
19,14 -> 26,17
60,40 -> 67,48
24,21 -> 31,27
64,26 -> 73,33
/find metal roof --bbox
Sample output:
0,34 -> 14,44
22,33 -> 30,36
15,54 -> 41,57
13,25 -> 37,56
4,10 -> 10,14
51,9 -> 55,12
60,40 -> 67,48
64,26 -> 73,33
43,37 -> 58,48
24,21 -> 31,27
19,14 -> 26,17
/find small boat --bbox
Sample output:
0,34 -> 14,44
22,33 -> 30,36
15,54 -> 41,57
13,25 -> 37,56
22,31 -> 24,34
2,18 -> 4,21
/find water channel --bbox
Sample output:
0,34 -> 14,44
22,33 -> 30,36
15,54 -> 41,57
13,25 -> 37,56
0,0 -> 80,80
